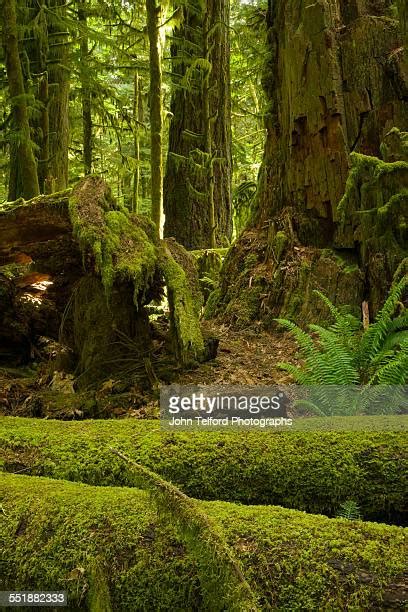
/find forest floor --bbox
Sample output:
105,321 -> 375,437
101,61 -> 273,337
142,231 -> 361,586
0,322 -> 298,419
179,321 -> 297,386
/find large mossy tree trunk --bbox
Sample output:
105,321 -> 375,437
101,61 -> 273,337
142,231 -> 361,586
2,0 -> 40,201
214,0 -> 408,327
163,0 -> 232,249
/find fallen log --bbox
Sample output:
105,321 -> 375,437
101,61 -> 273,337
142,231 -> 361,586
1,416 -> 406,524
1,473 -> 407,610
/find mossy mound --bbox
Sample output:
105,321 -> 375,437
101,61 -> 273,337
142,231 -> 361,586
1,473 -> 407,610
68,177 -> 205,369
1,417 -> 406,524
0,178 -> 207,386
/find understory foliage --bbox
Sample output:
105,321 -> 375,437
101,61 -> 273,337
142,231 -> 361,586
336,500 -> 362,521
276,277 -> 408,415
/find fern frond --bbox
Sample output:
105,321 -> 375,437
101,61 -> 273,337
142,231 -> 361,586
274,319 -> 315,357
337,500 -> 361,521
359,276 -> 408,365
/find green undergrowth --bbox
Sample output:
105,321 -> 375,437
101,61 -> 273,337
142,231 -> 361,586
1,474 -> 407,611
1,417 -> 406,524
159,246 -> 205,363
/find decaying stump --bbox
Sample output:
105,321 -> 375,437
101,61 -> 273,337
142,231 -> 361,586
0,177 -> 208,392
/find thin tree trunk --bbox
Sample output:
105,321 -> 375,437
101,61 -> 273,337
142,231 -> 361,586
3,0 -> 40,200
132,72 -> 141,213
34,0 -> 51,193
146,0 -> 163,237
78,0 -> 92,176
48,0 -> 70,191
202,5 -> 216,249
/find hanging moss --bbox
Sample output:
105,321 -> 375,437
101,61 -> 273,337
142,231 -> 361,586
68,177 -> 205,367
338,152 -> 408,223
337,149 -> 408,312
159,245 -> 205,364
69,178 -> 157,306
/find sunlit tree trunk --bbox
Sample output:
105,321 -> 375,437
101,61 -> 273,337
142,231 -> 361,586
3,0 -> 40,200
47,0 -> 70,191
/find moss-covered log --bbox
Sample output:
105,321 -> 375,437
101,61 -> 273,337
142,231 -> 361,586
0,177 -> 206,380
1,474 -> 407,610
1,417 -> 406,523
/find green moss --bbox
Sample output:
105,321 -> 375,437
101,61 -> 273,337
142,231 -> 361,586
1,417 -> 406,523
1,474 -> 407,611
203,287 -> 222,319
67,178 -> 205,367
225,284 -> 263,327
69,180 -> 156,306
273,230 -> 288,262
243,253 -> 258,270
159,248 -> 204,364
338,153 -> 408,253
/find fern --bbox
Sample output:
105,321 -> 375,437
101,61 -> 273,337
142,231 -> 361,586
358,276 -> 408,369
336,500 -> 362,521
275,280 -> 408,416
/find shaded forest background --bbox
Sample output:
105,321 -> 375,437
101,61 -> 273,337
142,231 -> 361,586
0,0 -> 407,385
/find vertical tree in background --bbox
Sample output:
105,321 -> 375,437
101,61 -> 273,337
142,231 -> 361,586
3,0 -> 40,200
132,71 -> 142,212
47,0 -> 70,191
146,0 -> 164,236
164,0 -> 232,249
78,0 -> 93,176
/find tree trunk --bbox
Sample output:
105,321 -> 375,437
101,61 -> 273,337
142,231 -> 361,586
78,0 -> 93,176
47,0 -> 70,191
214,0 -> 408,327
163,0 -> 232,249
132,72 -> 142,213
3,0 -> 40,200
146,0 -> 163,237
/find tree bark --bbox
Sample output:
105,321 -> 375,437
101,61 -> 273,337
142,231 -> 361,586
3,0 -> 40,200
215,0 -> 408,327
78,0 -> 93,176
132,72 -> 141,213
146,0 -> 163,237
163,0 -> 232,249
47,0 -> 70,191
